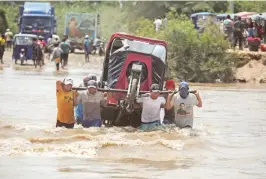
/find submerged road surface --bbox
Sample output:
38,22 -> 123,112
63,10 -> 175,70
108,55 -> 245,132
0,51 -> 266,179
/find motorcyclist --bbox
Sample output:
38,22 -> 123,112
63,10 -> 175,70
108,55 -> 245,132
92,36 -> 100,54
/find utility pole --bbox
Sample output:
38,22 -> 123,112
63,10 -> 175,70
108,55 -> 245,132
229,0 -> 234,14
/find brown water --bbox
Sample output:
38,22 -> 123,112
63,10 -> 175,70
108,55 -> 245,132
0,51 -> 266,179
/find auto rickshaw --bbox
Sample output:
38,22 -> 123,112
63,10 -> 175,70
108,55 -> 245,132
12,34 -> 38,65
98,32 -> 168,127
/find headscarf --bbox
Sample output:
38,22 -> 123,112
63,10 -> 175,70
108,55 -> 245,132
179,81 -> 189,99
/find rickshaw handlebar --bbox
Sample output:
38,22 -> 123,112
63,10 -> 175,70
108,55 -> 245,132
72,87 -> 196,94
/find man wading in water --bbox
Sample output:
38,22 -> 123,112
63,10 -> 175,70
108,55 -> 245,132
165,81 -> 202,128
75,74 -> 98,125
136,84 -> 166,131
56,77 -> 77,129
76,80 -> 107,128
163,80 -> 176,124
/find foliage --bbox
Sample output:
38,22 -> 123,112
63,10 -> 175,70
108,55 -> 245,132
0,10 -> 8,34
234,1 -> 266,13
131,10 -> 237,83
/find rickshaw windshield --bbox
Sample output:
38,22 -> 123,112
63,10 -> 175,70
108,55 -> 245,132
15,36 -> 33,45
126,39 -> 166,63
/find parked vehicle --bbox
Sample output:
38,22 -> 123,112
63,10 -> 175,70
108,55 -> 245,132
64,12 -> 100,53
12,34 -> 38,65
17,2 -> 57,42
190,12 -> 217,31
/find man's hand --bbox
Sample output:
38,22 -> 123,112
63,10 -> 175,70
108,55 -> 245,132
167,90 -> 175,100
193,90 -> 202,107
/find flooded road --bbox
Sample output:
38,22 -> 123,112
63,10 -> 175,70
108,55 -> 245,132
0,51 -> 266,179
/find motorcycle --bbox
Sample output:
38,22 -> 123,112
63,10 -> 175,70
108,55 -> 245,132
98,42 -> 104,56
18,48 -> 26,65
94,41 -> 105,56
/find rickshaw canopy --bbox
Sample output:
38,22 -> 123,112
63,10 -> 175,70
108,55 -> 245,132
106,32 -> 167,63
249,13 -> 266,21
107,32 -> 167,49
14,34 -> 38,45
102,32 -> 168,92
235,12 -> 257,20
190,12 -> 216,18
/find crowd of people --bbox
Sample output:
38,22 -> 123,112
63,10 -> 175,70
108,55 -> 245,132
55,75 -> 202,131
221,15 -> 265,50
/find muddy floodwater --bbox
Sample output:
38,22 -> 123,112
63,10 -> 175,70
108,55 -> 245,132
0,51 -> 266,179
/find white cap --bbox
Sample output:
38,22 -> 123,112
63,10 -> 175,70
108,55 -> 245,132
87,80 -> 97,89
63,77 -> 73,85
6,29 -> 10,32
85,35 -> 89,39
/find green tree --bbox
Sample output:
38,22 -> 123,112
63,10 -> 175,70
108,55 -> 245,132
131,10 -> 237,82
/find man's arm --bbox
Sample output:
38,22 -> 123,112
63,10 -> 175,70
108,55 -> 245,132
75,92 -> 82,106
193,90 -> 202,107
165,93 -> 174,110
56,80 -> 62,92
73,91 -> 79,106
160,97 -> 166,108
136,95 -> 145,103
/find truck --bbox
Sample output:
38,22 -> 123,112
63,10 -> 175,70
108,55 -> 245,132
17,2 -> 57,42
64,12 -> 100,53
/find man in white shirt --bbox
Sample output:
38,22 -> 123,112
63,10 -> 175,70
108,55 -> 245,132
153,17 -> 162,32
136,84 -> 165,131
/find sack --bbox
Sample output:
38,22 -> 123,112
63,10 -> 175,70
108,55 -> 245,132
55,58 -> 61,63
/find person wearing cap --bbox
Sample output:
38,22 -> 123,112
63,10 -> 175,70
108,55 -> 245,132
83,35 -> 90,62
76,80 -> 106,128
163,80 -> 176,124
75,74 -> 98,124
136,84 -> 166,131
56,77 -> 77,129
166,81 -> 202,129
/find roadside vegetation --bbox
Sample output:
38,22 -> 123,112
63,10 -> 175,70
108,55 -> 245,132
0,1 -> 264,82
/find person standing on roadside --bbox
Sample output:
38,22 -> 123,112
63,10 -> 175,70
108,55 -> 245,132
153,17 -> 162,32
56,77 -> 77,129
223,15 -> 234,46
165,81 -> 202,129
83,35 -> 90,62
0,34 -> 6,64
233,17 -> 244,50
5,29 -> 13,51
60,37 -> 71,68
